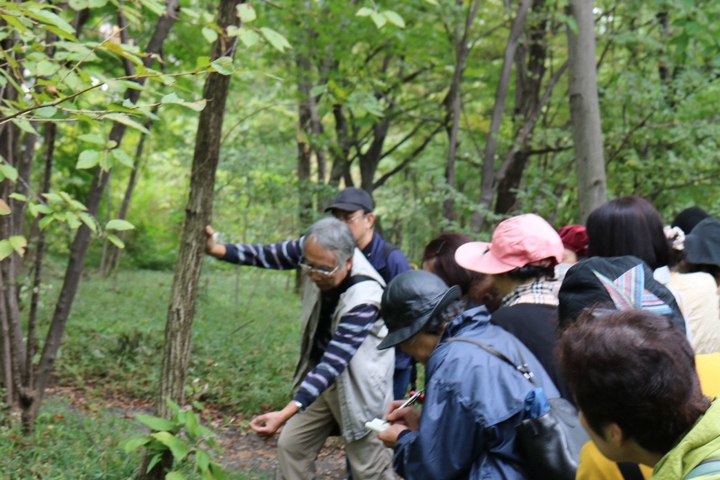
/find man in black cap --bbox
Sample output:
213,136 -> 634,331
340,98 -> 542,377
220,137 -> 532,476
325,187 -> 414,400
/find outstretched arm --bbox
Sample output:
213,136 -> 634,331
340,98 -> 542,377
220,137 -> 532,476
205,225 -> 303,270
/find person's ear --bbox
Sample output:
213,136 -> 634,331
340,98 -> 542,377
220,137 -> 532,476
345,256 -> 353,272
365,212 -> 375,227
607,422 -> 626,445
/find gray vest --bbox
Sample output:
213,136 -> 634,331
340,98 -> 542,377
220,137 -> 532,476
295,249 -> 394,441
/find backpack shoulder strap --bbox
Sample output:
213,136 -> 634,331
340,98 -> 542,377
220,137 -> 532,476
617,462 -> 646,480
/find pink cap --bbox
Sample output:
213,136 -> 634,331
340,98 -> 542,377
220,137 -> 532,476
455,214 -> 564,274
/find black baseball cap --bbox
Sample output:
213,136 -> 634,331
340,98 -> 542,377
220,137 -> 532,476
324,187 -> 374,213
684,217 -> 720,268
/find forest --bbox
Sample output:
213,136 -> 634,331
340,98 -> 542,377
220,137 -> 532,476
1,0 -> 719,477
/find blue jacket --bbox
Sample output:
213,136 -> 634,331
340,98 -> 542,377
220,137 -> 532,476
393,306 -> 560,480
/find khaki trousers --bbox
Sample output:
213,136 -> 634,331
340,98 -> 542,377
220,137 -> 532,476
277,384 -> 395,480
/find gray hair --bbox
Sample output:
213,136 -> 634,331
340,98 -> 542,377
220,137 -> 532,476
303,217 -> 356,266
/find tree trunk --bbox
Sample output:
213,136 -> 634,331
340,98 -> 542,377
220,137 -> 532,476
495,0 -> 548,215
471,0 -> 533,232
567,0 -> 606,221
104,115 -> 155,277
28,0 -> 181,427
141,1 -> 242,478
443,0 -> 482,222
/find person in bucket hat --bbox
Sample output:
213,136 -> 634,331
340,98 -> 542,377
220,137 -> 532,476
376,270 -> 559,480
455,213 -> 572,401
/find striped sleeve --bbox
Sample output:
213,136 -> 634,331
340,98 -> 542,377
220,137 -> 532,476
221,237 -> 303,270
292,303 -> 379,408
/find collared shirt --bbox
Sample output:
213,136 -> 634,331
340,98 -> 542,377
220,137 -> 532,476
501,279 -> 560,308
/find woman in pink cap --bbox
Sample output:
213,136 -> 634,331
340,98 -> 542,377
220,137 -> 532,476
455,213 -> 573,402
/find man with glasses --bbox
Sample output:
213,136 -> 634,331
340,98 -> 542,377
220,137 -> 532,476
325,188 -> 413,401
205,217 -> 395,480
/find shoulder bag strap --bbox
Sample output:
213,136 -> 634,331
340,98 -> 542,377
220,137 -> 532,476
445,337 -> 537,386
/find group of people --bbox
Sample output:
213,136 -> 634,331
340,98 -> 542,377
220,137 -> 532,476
204,188 -> 720,480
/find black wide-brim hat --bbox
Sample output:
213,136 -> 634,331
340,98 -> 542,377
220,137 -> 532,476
684,217 -> 720,268
378,270 -> 461,350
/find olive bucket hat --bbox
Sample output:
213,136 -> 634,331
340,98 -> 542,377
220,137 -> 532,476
378,270 -> 461,350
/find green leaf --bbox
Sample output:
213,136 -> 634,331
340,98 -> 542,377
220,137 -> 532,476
38,215 -> 55,230
25,7 -> 75,36
0,164 -> 18,182
78,134 -> 106,145
370,12 -> 387,29
166,472 -> 187,480
121,435 -> 150,454
9,193 -> 27,202
0,199 -> 10,215
208,462 -> 227,480
238,28 -> 259,48
195,449 -> 211,472
69,0 -> 89,10
260,28 -> 291,52
35,59 -> 60,76
31,204 -> 53,216
310,85 -> 327,97
66,211 -> 81,230
136,414 -> 177,432
106,219 -> 135,231
147,454 -> 162,473
166,398 -> 181,414
196,56 -> 212,68
202,27 -> 218,44
236,3 -> 257,23
151,431 -> 189,462
43,193 -> 63,203
89,0 -> 108,7
160,93 -> 207,112
0,240 -> 13,261
104,114 -> 151,134
423,0 -> 439,5
111,149 -> 135,168
79,212 -> 97,233
210,57 -> 234,75
9,236 -> 27,256
35,106 -> 57,118
12,119 -> 38,135
107,233 -> 125,248
383,11 -> 405,28
356,7 -> 374,17
77,150 -> 101,169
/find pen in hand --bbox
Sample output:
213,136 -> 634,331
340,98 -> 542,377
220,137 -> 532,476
396,388 -> 424,410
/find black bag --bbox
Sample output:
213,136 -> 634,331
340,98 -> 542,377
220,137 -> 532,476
445,337 -> 588,480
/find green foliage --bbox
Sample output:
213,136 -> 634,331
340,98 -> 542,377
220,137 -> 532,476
124,399 -> 227,479
0,396 -> 143,479
39,268 -> 300,412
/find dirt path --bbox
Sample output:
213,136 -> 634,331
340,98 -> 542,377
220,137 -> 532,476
47,386 -> 347,479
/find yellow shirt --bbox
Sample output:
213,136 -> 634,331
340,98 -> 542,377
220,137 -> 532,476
575,353 -> 720,480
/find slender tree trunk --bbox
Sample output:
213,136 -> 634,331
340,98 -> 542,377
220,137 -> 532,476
25,123 -> 56,399
28,0 -> 181,427
443,0 -> 482,222
104,114 -> 154,276
471,0 -> 533,231
567,0 -> 606,221
495,0 -> 548,215
143,0 -> 242,476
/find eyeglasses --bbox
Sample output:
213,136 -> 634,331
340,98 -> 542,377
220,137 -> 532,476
333,212 -> 365,224
298,259 -> 339,278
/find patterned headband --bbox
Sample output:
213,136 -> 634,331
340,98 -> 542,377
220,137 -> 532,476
591,264 -> 673,315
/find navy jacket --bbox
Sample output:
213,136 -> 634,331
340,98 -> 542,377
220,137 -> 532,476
393,306 -> 560,480
363,232 -> 413,370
